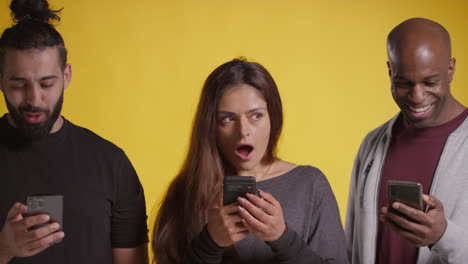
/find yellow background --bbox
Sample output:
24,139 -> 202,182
1,0 -> 468,253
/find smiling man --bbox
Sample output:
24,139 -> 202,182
0,0 -> 148,264
346,18 -> 468,263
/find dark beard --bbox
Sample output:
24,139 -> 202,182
5,91 -> 64,140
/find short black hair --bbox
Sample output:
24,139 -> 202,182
0,0 -> 67,73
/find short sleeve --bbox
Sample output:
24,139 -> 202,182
110,150 -> 148,248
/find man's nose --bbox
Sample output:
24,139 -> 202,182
409,83 -> 426,104
24,84 -> 41,106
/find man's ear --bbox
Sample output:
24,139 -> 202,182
387,61 -> 392,78
63,64 -> 72,90
448,57 -> 456,83
0,74 -> 3,93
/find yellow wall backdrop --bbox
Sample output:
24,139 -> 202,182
1,0 -> 468,255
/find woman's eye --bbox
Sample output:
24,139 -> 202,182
252,113 -> 263,120
220,116 -> 234,123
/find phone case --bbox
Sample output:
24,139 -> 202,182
26,194 -> 63,235
387,180 -> 423,211
223,176 -> 257,205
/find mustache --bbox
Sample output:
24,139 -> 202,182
18,105 -> 48,113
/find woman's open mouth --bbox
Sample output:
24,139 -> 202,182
235,144 -> 254,160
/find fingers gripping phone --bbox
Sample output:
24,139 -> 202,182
26,194 -> 63,242
387,180 -> 423,220
223,176 -> 257,206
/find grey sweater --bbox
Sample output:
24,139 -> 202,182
346,114 -> 468,264
186,166 -> 348,264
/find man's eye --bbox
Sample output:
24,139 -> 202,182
425,81 -> 438,87
394,81 -> 412,88
10,86 -> 25,90
9,82 -> 26,89
40,82 -> 54,88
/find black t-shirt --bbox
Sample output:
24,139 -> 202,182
0,115 -> 148,264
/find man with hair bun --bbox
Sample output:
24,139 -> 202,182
346,18 -> 468,263
0,0 -> 148,263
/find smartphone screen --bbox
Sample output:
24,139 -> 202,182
223,176 -> 257,205
26,194 -> 63,241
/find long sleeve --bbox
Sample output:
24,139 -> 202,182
266,225 -> 325,263
230,166 -> 348,263
184,225 -> 225,264
416,118 -> 468,264
345,136 -> 368,262
267,168 -> 348,264
428,219 -> 468,263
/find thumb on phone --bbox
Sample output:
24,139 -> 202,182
423,194 -> 443,211
7,203 -> 27,222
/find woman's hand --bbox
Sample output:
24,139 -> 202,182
237,189 -> 286,242
207,196 -> 249,247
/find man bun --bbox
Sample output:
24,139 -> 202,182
0,0 -> 67,72
10,0 -> 62,24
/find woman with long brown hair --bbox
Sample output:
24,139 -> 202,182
152,58 -> 347,263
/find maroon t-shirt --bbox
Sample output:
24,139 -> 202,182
375,108 -> 468,264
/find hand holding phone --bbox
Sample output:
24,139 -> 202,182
387,180 -> 422,220
26,194 -> 63,242
382,183 -> 448,247
207,181 -> 251,247
236,189 -> 287,242
0,202 -> 64,259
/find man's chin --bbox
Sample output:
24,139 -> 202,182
17,123 -> 52,140
402,114 -> 435,129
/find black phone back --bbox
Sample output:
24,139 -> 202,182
223,176 -> 257,205
26,194 -> 63,231
387,180 -> 423,210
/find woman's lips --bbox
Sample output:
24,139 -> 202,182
235,144 -> 254,160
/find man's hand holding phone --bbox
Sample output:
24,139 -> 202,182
381,192 -> 448,247
0,202 -> 64,263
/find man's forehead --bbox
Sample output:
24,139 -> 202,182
3,47 -> 61,76
388,19 -> 451,63
388,37 -> 450,69
4,47 -> 59,60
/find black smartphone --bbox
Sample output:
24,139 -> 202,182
223,176 -> 257,205
387,180 -> 423,219
26,194 -> 63,241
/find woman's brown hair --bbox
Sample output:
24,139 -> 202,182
152,58 -> 283,263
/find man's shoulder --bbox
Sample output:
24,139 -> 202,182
451,113 -> 468,136
361,115 -> 398,146
64,118 -> 124,155
350,115 -> 399,162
